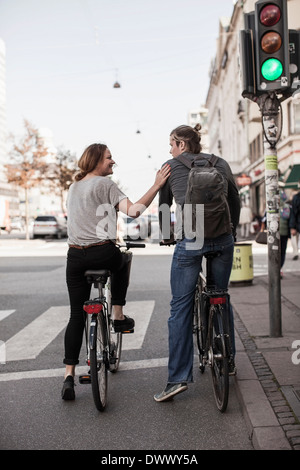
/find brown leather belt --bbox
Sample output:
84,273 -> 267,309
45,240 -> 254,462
69,241 -> 111,249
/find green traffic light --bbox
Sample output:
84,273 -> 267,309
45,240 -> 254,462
261,58 -> 283,81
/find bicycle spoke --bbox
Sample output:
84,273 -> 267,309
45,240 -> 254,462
109,331 -> 122,373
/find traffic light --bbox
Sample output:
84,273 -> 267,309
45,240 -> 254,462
289,30 -> 300,94
239,12 -> 256,97
254,0 -> 289,93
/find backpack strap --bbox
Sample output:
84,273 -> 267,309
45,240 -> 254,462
176,154 -> 192,169
177,153 -> 218,169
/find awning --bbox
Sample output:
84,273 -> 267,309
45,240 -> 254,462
285,164 -> 300,189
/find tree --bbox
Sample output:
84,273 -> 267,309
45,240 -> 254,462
5,119 -> 49,240
46,147 -> 78,213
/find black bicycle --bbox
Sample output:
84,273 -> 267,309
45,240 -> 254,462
193,251 -> 234,412
160,240 -> 233,412
79,241 -> 145,411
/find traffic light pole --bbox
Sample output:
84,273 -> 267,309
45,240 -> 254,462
258,93 -> 282,337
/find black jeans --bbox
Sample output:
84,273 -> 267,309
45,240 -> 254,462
64,242 -> 129,365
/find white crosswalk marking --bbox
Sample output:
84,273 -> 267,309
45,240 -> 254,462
0,310 -> 15,322
3,301 -> 155,362
122,301 -> 155,350
6,306 -> 69,361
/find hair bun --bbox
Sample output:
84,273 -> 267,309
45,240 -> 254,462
194,123 -> 201,132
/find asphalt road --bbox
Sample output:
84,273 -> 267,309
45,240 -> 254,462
0,243 -> 254,451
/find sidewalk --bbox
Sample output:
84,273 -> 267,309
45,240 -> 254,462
230,269 -> 300,450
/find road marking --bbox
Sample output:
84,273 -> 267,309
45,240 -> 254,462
3,300 -> 155,362
0,357 -> 169,382
5,306 -> 69,361
122,301 -> 155,350
0,310 -> 15,322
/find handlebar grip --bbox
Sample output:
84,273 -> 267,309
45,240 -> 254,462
126,242 -> 146,248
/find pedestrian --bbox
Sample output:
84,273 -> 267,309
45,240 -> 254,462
239,202 -> 253,238
289,187 -> 300,261
62,142 -> 170,400
154,124 -> 240,402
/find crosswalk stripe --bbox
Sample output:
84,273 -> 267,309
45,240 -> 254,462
0,357 -> 170,382
3,300 -> 155,362
122,301 -> 155,350
6,306 -> 69,362
0,310 -> 15,322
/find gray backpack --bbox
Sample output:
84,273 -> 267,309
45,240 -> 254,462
177,153 -> 232,239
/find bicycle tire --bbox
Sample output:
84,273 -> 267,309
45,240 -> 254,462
210,304 -> 229,412
193,279 -> 206,373
90,312 -> 108,411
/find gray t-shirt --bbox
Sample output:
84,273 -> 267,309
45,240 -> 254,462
67,176 -> 127,245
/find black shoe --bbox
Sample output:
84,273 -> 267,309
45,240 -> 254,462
61,375 -> 75,400
113,315 -> 135,333
292,255 -> 298,260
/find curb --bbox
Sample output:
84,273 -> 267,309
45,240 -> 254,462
233,310 -> 299,450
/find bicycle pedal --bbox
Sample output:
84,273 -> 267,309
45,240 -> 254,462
121,328 -> 134,334
79,374 -> 91,384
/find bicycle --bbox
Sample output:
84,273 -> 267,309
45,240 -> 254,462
193,250 -> 234,413
79,241 -> 145,411
160,240 -> 233,412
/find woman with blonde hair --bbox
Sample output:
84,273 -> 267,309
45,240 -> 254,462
62,142 -> 170,400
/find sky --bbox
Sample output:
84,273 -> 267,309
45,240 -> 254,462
0,0 -> 235,201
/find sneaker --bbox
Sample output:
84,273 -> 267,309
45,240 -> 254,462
154,383 -> 187,402
228,360 -> 237,376
61,375 -> 75,400
292,255 -> 298,260
113,315 -> 135,333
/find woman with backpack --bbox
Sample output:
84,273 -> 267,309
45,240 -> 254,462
154,124 -> 240,402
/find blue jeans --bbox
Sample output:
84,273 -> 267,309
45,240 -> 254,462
168,233 -> 235,384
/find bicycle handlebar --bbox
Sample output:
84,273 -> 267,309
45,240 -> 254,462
118,241 -> 146,249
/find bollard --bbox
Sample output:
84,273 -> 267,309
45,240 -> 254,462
230,242 -> 253,286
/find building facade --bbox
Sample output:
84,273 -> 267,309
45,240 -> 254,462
0,38 -> 19,229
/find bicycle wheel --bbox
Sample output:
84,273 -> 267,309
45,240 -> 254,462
105,279 -> 122,373
90,312 -> 108,411
210,304 -> 229,412
109,331 -> 122,373
193,280 -> 206,373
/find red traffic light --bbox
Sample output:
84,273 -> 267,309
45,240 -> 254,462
260,4 -> 281,26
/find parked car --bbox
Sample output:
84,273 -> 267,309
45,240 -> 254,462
10,217 -> 25,232
119,215 -> 150,240
33,215 -> 67,239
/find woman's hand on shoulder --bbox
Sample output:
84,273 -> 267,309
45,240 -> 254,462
154,163 -> 171,189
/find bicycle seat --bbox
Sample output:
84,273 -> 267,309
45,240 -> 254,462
85,269 -> 111,285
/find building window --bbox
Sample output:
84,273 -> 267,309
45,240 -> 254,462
249,132 -> 263,164
289,101 -> 300,134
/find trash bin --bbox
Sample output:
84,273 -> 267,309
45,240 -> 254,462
230,242 -> 253,285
